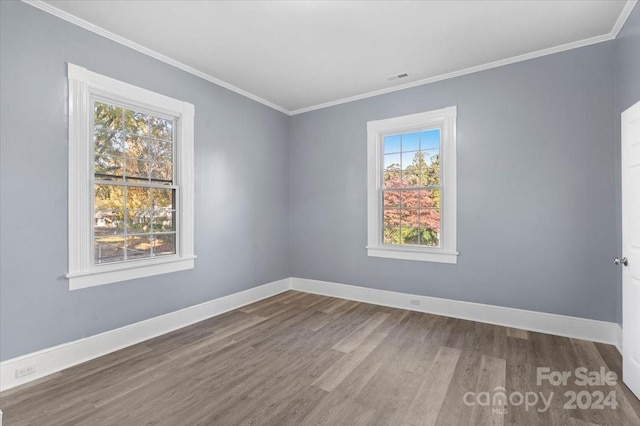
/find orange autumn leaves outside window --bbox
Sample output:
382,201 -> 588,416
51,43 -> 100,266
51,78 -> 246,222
382,129 -> 441,247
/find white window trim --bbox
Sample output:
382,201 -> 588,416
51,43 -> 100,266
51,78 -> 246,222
66,63 -> 195,290
366,106 -> 458,264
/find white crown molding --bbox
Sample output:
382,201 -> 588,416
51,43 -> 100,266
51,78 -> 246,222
290,0 -> 638,115
22,0 -> 637,117
0,278 -> 290,392
290,278 -> 621,349
21,0 -> 289,115
290,33 -> 615,115
612,0 -> 638,37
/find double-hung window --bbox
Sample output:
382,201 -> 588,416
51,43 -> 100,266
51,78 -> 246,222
66,64 -> 195,289
367,107 -> 457,263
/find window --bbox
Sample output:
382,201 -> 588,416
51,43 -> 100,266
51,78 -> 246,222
367,107 -> 457,263
66,64 -> 195,289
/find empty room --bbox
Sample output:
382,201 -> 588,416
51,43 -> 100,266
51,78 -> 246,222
1,0 -> 640,425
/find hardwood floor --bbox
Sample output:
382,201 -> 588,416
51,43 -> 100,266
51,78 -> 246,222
1,291 -> 639,425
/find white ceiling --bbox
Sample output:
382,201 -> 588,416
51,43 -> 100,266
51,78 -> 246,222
38,0 -> 635,114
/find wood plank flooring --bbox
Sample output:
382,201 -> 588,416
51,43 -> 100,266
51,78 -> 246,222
1,291 -> 639,425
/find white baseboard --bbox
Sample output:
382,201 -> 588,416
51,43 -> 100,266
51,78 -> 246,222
0,278 -> 290,392
615,324 -> 623,354
0,276 -> 621,393
290,277 -> 621,347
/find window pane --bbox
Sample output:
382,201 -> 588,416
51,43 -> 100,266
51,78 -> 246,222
95,155 -> 123,179
423,148 -> 440,166
94,102 -> 123,132
94,130 -> 124,157
125,159 -> 149,181
383,209 -> 401,227
416,152 -> 442,186
420,129 -> 440,150
419,208 -> 440,229
420,150 -> 440,186
95,236 -> 125,263
125,136 -> 147,160
401,151 -> 425,187
124,109 -> 149,136
419,227 -> 440,247
401,150 -> 422,168
401,226 -> 420,245
384,153 -> 401,170
383,226 -> 400,244
383,170 -> 401,188
383,135 -> 401,154
150,116 -> 173,141
401,190 -> 420,209
152,188 -> 174,209
419,189 -> 440,209
383,190 -> 401,209
126,186 -> 151,211
153,233 -> 176,256
150,162 -> 173,183
95,209 -> 125,235
149,139 -> 172,163
126,235 -> 152,260
401,208 -> 420,228
126,209 -> 152,234
402,167 -> 419,187
95,184 -> 124,210
421,167 -> 440,186
152,211 -> 174,232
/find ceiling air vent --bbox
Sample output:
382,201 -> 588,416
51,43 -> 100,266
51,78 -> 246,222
388,72 -> 409,81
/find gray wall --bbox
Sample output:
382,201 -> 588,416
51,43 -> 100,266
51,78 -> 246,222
0,1 -> 289,361
614,4 -> 640,324
616,5 -> 640,114
289,42 -> 618,322
2,1 -> 636,362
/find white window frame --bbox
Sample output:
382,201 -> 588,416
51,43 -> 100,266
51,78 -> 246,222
366,107 -> 458,263
66,63 -> 195,290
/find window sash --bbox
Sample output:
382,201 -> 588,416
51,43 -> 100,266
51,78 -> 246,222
91,98 -> 179,265
380,186 -> 443,248
92,180 -> 179,264
379,128 -> 443,248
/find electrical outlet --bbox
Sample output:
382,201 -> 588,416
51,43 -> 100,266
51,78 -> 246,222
15,364 -> 36,378
410,299 -> 420,306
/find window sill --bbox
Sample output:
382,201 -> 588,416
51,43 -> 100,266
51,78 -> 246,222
367,246 -> 458,264
66,255 -> 196,290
